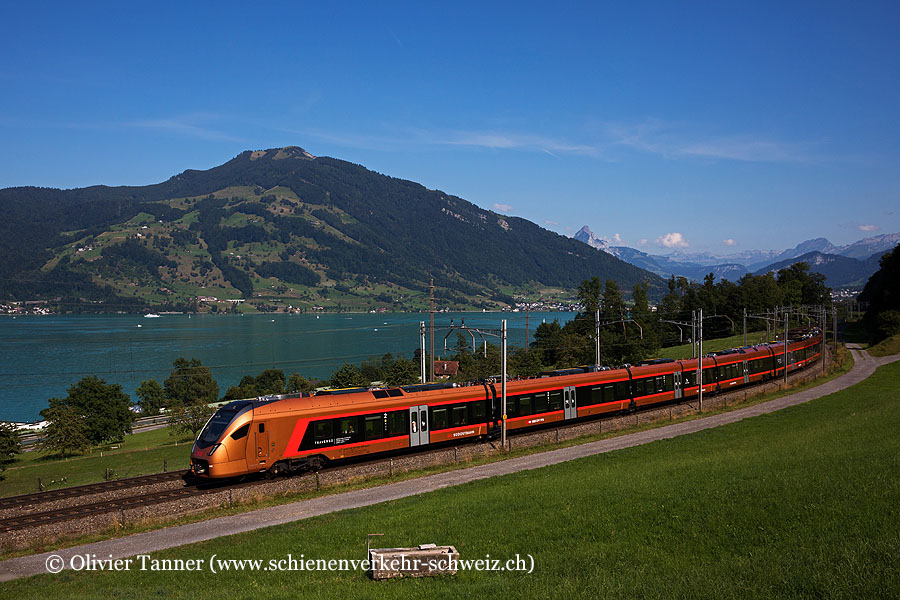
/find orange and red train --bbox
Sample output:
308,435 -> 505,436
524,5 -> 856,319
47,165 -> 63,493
190,331 -> 823,479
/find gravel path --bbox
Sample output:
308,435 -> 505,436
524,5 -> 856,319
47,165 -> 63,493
2,348 -> 896,582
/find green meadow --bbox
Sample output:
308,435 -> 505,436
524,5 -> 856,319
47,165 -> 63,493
0,428 -> 192,498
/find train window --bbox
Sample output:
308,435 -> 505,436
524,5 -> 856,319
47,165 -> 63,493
431,407 -> 449,430
518,396 -> 533,416
452,406 -> 467,426
664,375 -> 674,392
258,423 -> 265,433
387,411 -> 407,436
549,391 -> 562,411
598,384 -> 609,403
338,418 -> 356,437
313,421 -> 332,440
615,381 -> 631,400
534,392 -> 549,413
230,423 -> 250,440
470,401 -> 486,422
364,415 -> 383,440
507,398 -> 519,418
633,379 -> 647,397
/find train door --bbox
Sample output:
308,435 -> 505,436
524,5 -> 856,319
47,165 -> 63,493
674,371 -> 683,400
409,405 -> 430,447
255,422 -> 269,465
563,386 -> 577,420
486,383 -> 501,439
742,360 -> 750,384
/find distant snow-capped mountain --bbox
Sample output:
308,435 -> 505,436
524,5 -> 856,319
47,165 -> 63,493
571,226 -> 899,288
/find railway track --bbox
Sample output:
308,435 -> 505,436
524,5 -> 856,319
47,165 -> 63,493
0,487 -> 208,533
0,471 -> 189,519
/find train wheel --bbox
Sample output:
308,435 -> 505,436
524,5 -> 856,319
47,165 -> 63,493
308,456 -> 326,472
267,461 -> 288,478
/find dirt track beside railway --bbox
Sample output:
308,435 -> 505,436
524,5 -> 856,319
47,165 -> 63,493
2,347 -> 894,581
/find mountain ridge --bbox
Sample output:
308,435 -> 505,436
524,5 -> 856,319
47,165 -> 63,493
573,225 -> 898,288
0,148 -> 662,312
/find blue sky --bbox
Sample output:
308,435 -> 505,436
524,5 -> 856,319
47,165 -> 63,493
1,1 -> 898,254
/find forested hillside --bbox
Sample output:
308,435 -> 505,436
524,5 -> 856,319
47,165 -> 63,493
0,147 -> 661,312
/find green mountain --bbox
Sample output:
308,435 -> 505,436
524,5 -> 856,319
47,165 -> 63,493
0,147 -> 662,312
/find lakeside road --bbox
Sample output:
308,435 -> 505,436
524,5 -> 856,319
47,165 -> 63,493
2,346 -> 896,582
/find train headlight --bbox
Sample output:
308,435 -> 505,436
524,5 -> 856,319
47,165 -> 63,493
208,443 -> 222,457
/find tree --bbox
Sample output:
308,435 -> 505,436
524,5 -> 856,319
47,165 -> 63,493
45,376 -> 134,445
0,422 -> 21,478
577,276 -> 604,315
286,372 -> 314,394
509,346 -> 545,378
860,244 -> 900,340
168,399 -> 215,439
254,369 -> 286,395
223,375 -> 258,401
136,379 -> 166,415
384,356 -> 420,385
329,362 -> 367,388
164,358 -> 219,407
776,262 -> 829,306
38,400 -> 90,458
601,279 -> 626,321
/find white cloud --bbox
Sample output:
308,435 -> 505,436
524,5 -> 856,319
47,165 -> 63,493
441,131 -> 599,157
127,114 -> 242,142
723,238 -> 737,246
656,232 -> 689,248
858,224 -> 879,232
544,219 -> 559,226
638,239 -> 648,246
493,203 -> 513,213
603,119 -> 818,164
612,233 -> 622,243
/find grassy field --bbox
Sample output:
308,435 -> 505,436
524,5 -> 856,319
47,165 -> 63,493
0,428 -> 193,497
4,360 -> 897,597
867,333 -> 900,357
656,330 -> 772,360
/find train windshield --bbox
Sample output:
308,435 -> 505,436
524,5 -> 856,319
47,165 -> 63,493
196,401 -> 251,448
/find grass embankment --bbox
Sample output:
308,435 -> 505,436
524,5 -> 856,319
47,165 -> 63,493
656,330 -> 771,360
867,333 -> 900,357
0,428 -> 192,497
5,358 -> 897,597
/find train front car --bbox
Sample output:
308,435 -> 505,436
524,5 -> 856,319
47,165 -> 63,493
190,400 -> 255,478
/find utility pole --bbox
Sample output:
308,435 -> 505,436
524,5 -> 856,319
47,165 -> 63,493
743,307 -> 747,346
784,310 -> 789,386
691,310 -> 697,358
822,305 -> 827,375
501,319 -> 508,450
419,321 -> 426,384
595,309 -> 601,368
833,306 -> 837,351
525,304 -> 530,349
429,278 -> 435,383
697,308 -> 703,412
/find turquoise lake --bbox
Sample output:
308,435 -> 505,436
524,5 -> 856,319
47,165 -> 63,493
0,312 -> 575,423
